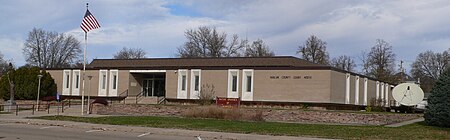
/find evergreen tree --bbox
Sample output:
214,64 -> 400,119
424,67 -> 450,127
0,66 -> 56,100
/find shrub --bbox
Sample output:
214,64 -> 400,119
197,84 -> 215,105
365,106 -> 372,112
368,97 -> 386,112
424,68 -> 450,127
182,106 -> 264,122
0,66 -> 56,100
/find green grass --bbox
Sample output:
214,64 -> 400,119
33,116 -> 449,140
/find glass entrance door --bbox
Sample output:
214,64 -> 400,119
142,79 -> 165,97
154,80 -> 165,97
142,79 -> 153,97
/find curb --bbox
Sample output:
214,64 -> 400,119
0,118 -> 331,140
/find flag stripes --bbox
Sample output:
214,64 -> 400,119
80,9 -> 100,33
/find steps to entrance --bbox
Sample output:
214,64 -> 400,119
123,96 -> 162,104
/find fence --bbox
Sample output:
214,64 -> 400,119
0,101 -> 79,116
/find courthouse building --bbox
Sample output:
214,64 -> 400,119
46,56 -> 394,106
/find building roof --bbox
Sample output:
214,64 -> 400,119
88,56 -> 330,69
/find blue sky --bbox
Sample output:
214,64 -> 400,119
1,0 -> 449,73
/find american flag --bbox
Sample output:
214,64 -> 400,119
80,9 -> 100,33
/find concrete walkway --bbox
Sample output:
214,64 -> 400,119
1,105 -> 333,140
385,117 -> 425,127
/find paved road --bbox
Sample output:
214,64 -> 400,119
0,123 -> 196,140
0,105 -> 331,140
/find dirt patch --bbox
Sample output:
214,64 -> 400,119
92,104 -> 422,125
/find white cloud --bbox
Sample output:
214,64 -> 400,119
1,0 -> 450,72
0,38 -> 25,65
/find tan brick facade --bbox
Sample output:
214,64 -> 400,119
46,57 -> 395,106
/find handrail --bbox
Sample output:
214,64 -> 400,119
119,89 -> 129,97
157,97 -> 165,104
116,89 -> 128,104
135,90 -> 145,104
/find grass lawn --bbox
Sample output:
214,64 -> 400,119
33,116 -> 449,140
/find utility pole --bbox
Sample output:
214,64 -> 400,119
36,74 -> 43,111
87,75 -> 93,114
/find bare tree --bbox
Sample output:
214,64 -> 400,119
177,26 -> 244,58
113,47 -> 147,59
331,55 -> 356,72
244,39 -> 275,57
411,50 -> 450,92
297,35 -> 329,64
411,50 -> 450,80
23,28 -> 82,69
0,52 -> 9,76
363,39 -> 396,82
359,51 -> 370,74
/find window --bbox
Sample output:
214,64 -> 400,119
246,75 -> 252,92
190,69 -> 201,99
98,69 -> 108,96
232,75 -> 237,92
182,75 -> 186,91
75,75 -> 79,88
71,70 -> 81,96
194,75 -> 199,91
177,69 -> 188,99
66,75 -> 70,88
102,75 -> 106,89
112,75 -> 117,89
109,70 -> 119,96
227,69 -> 239,98
62,70 -> 72,95
241,69 -> 253,101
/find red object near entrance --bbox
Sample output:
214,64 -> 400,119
216,97 -> 240,107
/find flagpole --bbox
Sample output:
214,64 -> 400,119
81,3 -> 88,116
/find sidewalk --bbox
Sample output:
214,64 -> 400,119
385,117 -> 425,127
1,105 -> 333,140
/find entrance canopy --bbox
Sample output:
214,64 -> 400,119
130,71 -> 166,97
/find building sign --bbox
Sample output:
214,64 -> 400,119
216,97 -> 240,107
269,75 -> 312,80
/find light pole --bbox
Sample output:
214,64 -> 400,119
87,75 -> 93,114
36,74 -> 43,111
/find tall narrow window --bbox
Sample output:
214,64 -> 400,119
62,70 -> 72,95
190,69 -> 201,99
109,70 -> 119,96
232,75 -> 237,92
102,75 -> 106,89
113,75 -> 117,89
71,70 -> 81,96
75,75 -> 79,88
194,75 -> 199,91
177,69 -> 188,99
66,75 -> 70,88
241,69 -> 253,101
182,75 -> 186,91
227,69 -> 239,98
246,75 -> 252,92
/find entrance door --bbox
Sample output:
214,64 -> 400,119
153,80 -> 165,97
142,79 -> 153,97
142,79 -> 165,97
